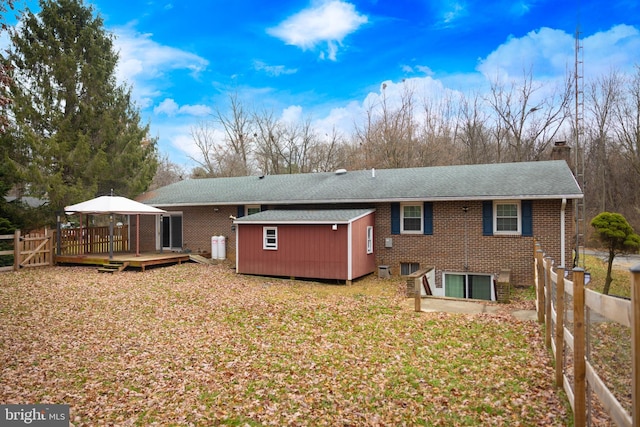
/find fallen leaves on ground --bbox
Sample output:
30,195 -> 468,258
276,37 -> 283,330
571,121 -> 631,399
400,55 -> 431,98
0,264 -> 570,426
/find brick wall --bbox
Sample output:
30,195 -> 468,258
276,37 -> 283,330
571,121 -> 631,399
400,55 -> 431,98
135,206 -> 238,260
135,199 -> 574,286
373,200 -> 574,287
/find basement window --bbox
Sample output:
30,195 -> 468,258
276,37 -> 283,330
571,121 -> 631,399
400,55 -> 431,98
443,273 -> 494,301
400,262 -> 420,276
263,227 -> 277,250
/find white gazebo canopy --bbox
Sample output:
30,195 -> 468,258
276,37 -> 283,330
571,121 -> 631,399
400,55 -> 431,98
64,195 -> 166,258
65,195 -> 166,215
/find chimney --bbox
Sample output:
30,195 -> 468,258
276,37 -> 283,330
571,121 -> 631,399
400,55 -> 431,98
550,141 -> 572,168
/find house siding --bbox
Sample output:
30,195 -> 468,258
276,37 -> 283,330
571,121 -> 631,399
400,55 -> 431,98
237,223 -> 350,280
350,213 -> 377,279
373,200 -> 573,287
135,206 -> 238,257
136,199 -> 572,286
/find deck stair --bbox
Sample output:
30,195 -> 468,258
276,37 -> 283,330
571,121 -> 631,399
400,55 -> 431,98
189,254 -> 215,265
98,261 -> 129,273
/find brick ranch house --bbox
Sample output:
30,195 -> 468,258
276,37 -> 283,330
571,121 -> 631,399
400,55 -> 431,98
134,159 -> 582,300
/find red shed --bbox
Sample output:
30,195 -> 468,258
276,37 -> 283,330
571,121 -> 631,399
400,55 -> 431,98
234,209 -> 376,283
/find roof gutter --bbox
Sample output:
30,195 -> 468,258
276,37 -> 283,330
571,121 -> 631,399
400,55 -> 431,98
148,194 -> 584,208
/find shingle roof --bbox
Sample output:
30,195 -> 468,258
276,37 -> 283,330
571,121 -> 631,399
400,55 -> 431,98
137,160 -> 582,207
234,209 -> 375,224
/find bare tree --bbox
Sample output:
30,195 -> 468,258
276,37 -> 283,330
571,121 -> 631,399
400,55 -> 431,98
214,92 -> 254,176
253,109 -> 285,175
417,91 -> 460,166
354,82 -> 418,169
310,127 -> 349,172
487,70 -> 571,162
149,154 -> 185,190
188,121 -> 220,177
615,66 -> 640,177
584,70 -> 622,213
455,92 -> 493,164
278,116 -> 323,174
188,92 -> 257,177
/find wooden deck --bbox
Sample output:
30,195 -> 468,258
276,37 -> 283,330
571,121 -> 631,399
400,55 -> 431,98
55,252 -> 193,271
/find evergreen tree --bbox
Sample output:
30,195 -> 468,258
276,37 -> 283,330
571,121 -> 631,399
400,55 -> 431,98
590,212 -> 640,295
4,0 -> 157,217
0,0 -> 15,133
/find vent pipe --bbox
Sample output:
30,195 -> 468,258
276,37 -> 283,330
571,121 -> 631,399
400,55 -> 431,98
371,168 -> 375,178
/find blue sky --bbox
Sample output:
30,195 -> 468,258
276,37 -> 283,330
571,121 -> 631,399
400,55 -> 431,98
4,0 -> 640,168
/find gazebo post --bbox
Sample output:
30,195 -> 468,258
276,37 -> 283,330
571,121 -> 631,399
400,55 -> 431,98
79,214 -> 84,255
136,214 -> 140,257
109,214 -> 114,260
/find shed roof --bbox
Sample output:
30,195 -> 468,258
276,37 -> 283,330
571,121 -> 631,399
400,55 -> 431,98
234,209 -> 375,224
138,160 -> 582,207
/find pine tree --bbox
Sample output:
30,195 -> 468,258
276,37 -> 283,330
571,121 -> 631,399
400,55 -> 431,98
4,0 -> 157,215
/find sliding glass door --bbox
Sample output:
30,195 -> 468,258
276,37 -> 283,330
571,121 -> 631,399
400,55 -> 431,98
162,214 -> 182,250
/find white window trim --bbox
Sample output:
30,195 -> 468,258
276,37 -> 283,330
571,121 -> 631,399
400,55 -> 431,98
366,226 -> 373,254
493,200 -> 521,235
443,272 -> 495,301
263,226 -> 278,250
400,203 -> 423,234
246,205 -> 260,216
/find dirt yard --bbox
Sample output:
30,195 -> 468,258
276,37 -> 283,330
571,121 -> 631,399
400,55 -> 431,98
0,264 -> 570,426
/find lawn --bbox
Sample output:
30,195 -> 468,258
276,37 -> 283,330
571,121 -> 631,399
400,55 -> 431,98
580,255 -> 634,418
0,264 -> 570,426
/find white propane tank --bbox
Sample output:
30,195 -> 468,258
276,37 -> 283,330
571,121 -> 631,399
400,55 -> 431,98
211,236 -> 219,260
217,235 -> 226,260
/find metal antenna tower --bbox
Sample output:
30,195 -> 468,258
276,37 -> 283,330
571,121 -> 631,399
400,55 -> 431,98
574,25 -> 586,268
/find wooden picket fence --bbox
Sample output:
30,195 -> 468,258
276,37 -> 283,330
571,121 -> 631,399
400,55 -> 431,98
0,229 -> 54,272
534,242 -> 639,426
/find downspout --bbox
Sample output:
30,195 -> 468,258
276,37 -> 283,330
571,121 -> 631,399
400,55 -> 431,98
347,222 -> 353,281
235,222 -> 239,273
561,198 -> 567,267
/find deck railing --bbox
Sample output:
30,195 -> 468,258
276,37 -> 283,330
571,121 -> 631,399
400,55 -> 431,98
534,242 -> 638,426
58,225 -> 129,255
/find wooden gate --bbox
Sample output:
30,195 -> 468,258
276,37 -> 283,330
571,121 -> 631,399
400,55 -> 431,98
0,229 -> 53,271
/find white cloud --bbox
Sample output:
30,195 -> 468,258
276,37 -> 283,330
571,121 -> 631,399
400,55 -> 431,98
152,121 -> 225,168
313,100 -> 363,137
281,105 -> 303,124
154,98 -> 179,116
401,64 -> 435,76
441,1 -> 467,24
179,104 -> 213,117
253,60 -> 298,76
477,27 -> 574,81
267,0 -> 368,60
154,98 -> 213,117
582,24 -> 640,79
111,24 -> 209,107
476,25 -> 640,83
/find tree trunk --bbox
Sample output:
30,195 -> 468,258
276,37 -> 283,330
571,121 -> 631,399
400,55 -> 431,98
603,248 -> 615,295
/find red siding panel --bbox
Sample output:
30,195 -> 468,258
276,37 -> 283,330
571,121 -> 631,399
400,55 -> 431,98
350,213 -> 376,278
237,223 -> 350,280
